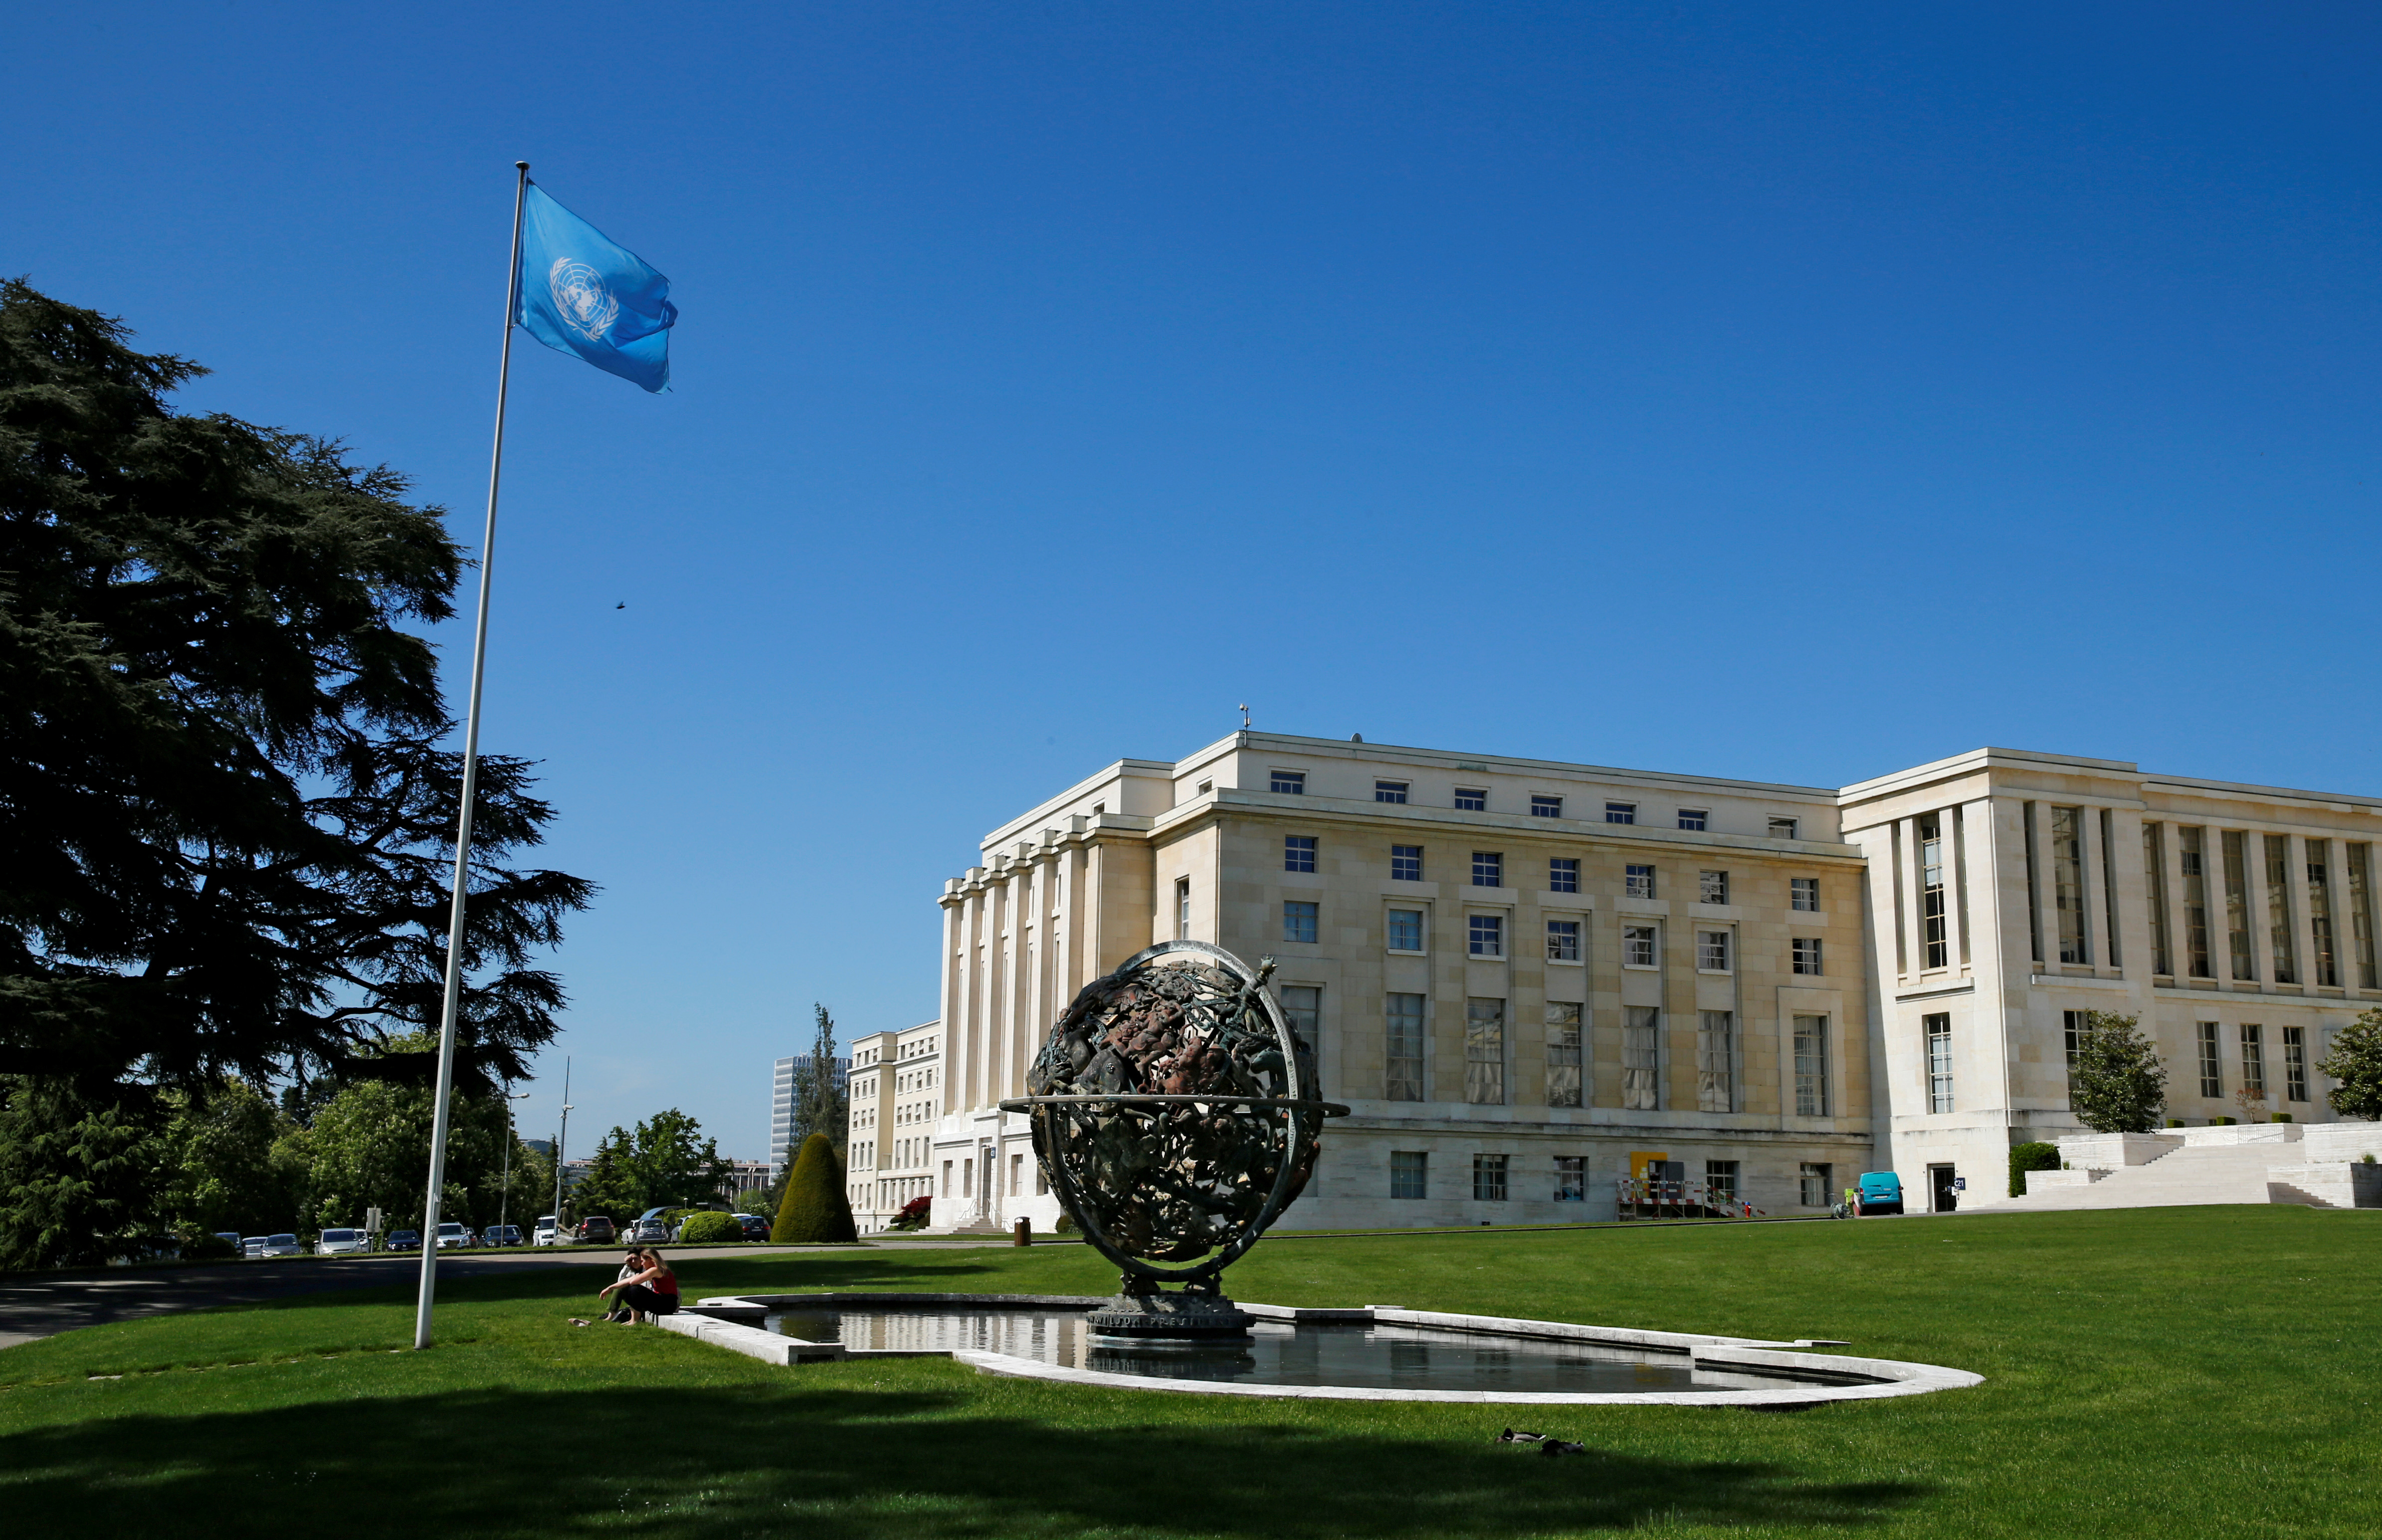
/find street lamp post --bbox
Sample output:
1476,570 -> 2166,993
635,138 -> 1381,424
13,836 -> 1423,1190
497,1087 -> 532,1242
551,1056 -> 574,1234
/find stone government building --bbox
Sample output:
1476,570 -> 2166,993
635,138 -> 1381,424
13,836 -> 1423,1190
840,732 -> 2382,1232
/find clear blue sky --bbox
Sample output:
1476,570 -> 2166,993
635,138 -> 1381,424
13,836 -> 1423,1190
13,4 -> 2381,1162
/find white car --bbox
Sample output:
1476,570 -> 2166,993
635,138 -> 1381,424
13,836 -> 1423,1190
532,1216 -> 562,1246
315,1227 -> 369,1256
432,1222 -> 474,1250
254,1233 -> 303,1259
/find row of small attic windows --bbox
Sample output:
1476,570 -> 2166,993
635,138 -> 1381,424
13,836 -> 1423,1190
1255,769 -> 1799,840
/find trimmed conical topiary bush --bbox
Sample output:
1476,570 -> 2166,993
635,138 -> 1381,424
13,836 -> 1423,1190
771,1132 -> 857,1243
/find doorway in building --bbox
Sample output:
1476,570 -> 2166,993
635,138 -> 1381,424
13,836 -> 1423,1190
1928,1164 -> 1959,1213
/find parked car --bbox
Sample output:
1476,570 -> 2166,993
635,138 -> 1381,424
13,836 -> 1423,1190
255,1233 -> 303,1258
433,1222 -> 474,1250
575,1215 -> 614,1243
481,1224 -> 522,1247
629,1208 -> 672,1244
213,1231 -> 244,1254
241,1235 -> 268,1257
387,1229 -> 422,1251
1855,1171 -> 1905,1216
734,1213 -> 771,1240
532,1216 -> 562,1246
316,1227 -> 370,1256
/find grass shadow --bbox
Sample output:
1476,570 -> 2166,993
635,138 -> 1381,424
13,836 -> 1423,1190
0,1380 -> 1929,1538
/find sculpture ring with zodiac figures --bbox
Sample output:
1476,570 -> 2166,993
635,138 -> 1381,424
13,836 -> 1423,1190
999,940 -> 1348,1339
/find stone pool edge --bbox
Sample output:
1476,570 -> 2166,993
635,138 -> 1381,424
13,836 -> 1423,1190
659,1292 -> 1984,1408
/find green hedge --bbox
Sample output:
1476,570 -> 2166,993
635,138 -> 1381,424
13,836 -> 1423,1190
676,1210 -> 742,1244
771,1133 -> 857,1244
2009,1141 -> 2061,1198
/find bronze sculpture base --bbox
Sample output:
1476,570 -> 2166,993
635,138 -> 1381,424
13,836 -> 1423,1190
1086,1288 -> 1255,1341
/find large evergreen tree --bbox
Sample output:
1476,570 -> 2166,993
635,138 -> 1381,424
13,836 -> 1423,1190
0,281 -> 594,1265
787,1004 -> 849,1157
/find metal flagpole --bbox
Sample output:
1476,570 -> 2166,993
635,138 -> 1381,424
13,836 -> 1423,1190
551,1055 -> 573,1229
414,160 -> 532,1350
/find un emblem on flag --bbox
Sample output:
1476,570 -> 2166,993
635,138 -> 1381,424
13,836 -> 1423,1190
548,258 -> 620,343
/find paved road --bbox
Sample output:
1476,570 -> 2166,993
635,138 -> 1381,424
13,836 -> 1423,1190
0,1241 -> 1025,1350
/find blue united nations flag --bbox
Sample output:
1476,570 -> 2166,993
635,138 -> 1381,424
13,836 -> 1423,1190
515,184 -> 676,392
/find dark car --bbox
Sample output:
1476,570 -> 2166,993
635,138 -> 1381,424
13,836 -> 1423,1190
481,1224 -> 522,1247
735,1213 -> 771,1240
576,1215 -> 614,1243
387,1228 -> 422,1251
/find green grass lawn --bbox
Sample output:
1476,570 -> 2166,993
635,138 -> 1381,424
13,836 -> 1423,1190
0,1206 -> 2373,1538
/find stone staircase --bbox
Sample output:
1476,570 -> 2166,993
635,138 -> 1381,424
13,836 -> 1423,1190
1958,1124 -> 2382,1215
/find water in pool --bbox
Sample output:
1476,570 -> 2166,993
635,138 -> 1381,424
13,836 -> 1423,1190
760,1306 -> 1826,1393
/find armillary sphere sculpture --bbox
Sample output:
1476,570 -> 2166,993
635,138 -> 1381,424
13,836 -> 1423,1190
999,940 -> 1348,1340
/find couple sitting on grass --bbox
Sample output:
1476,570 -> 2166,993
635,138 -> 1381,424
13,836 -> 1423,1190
572,1247 -> 679,1326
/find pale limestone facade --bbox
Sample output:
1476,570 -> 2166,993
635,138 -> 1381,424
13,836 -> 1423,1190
842,1020 -> 944,1233
1842,748 -> 2382,1208
852,733 -> 2382,1231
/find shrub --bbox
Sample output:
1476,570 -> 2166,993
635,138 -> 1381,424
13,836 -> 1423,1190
2068,1011 -> 2168,1132
676,1210 -> 741,1244
2315,1008 -> 2382,1122
2272,1113 -> 2292,1124
886,1195 -> 931,1232
1053,1210 -> 1078,1234
770,1133 -> 857,1244
2008,1142 -> 2061,1198
175,1226 -> 239,1261
2212,1116 -> 2234,1126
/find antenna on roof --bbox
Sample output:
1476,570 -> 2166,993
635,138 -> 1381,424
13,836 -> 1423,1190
1238,703 -> 1251,729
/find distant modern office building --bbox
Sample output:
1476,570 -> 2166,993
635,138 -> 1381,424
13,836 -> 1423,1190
889,731 -> 2381,1232
771,1052 -> 851,1172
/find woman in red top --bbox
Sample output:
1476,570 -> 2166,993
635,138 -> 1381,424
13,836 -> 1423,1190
597,1248 -> 679,1322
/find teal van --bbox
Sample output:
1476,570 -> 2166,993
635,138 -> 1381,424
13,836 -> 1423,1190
1856,1171 -> 1904,1215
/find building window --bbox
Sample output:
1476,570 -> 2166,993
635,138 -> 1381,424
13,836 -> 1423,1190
2309,850 -> 2339,988
1473,1154 -> 1509,1202
1545,1002 -> 1583,1108
1546,919 -> 1582,962
1454,786 -> 1487,811
1176,877 -> 1191,940
1697,869 -> 1728,905
1623,1006 -> 1659,1110
2144,823 -> 2174,976
1390,1150 -> 1427,1198
2197,1022 -> 2223,1099
2241,1023 -> 2266,1096
1791,876 -> 1820,912
1465,998 -> 1506,1104
1271,770 -> 1306,794
2284,1025 -> 2308,1103
1283,901 -> 1318,945
1555,1155 -> 1587,1201
1010,1153 -> 1023,1196
1387,908 -> 1424,952
1769,817 -> 1799,840
1472,851 -> 1503,887
1468,914 -> 1504,958
1920,812 -> 1949,969
2222,831 -> 2255,980
1284,835 -> 1317,873
1799,1162 -> 1833,1208
1605,801 -> 1636,824
1549,857 -> 1579,893
1705,1160 -> 1739,1205
1793,1015 -> 1830,1117
2264,835 -> 2297,985
1375,779 -> 1409,803
1677,808 -> 1707,831
1391,844 -> 1423,882
1697,931 -> 1731,971
2181,827 -> 2214,978
1925,1013 -> 1954,1114
1625,864 -> 1655,899
1531,794 -> 1563,818
1792,937 -> 1823,975
2351,843 -> 2379,988
1386,993 -> 1426,1101
2051,806 -> 2088,964
1623,925 -> 1657,967
1697,1010 -> 1734,1112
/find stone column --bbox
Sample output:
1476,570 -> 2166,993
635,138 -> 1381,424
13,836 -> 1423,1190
2025,801 -> 2055,972
2077,802 -> 2108,968
2241,830 -> 2274,984
1897,816 -> 1924,978
2290,834 -> 2324,991
1946,803 -> 1972,970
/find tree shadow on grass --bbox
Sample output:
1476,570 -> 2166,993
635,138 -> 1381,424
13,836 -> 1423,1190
0,1382 -> 1929,1538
